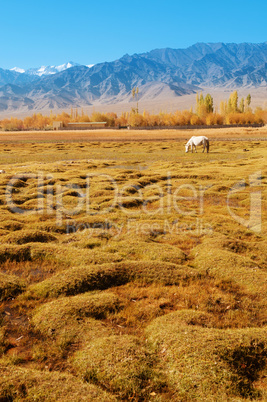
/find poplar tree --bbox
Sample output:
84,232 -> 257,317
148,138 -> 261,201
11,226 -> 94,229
204,94 -> 214,113
228,91 -> 238,113
220,100 -> 226,115
132,87 -> 139,114
239,98 -> 244,113
196,92 -> 205,116
231,91 -> 238,112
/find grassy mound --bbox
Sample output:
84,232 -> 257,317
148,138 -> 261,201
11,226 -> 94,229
31,292 -> 119,357
192,242 -> 267,294
109,239 -> 187,265
194,232 -> 267,268
0,272 -> 26,301
3,230 -> 58,245
36,222 -> 69,234
1,219 -> 23,231
32,317 -> 111,360
24,264 -> 130,299
146,310 -> 267,400
0,244 -> 31,263
24,261 -> 195,299
32,291 -> 122,334
29,242 -> 123,268
0,363 -> 116,401
72,335 -> 167,400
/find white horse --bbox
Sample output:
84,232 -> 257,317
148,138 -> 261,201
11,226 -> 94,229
185,136 -> 209,153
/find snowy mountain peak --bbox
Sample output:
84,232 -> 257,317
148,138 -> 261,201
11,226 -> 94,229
10,67 -> 26,74
9,62 -> 81,76
27,62 -> 79,76
9,61 -> 94,76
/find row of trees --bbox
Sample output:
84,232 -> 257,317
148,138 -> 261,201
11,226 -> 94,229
0,92 -> 266,131
196,91 -> 252,116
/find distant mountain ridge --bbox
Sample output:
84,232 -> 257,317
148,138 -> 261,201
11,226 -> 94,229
0,42 -> 266,112
10,62 -> 94,77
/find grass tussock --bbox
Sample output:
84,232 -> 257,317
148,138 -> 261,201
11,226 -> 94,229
24,261 -> 195,299
0,133 -> 266,400
30,292 -> 121,359
192,242 -> 267,294
24,264 -> 130,299
32,318 -> 111,362
1,219 -> 23,231
146,310 -> 267,400
3,230 -> 58,245
32,291 -> 122,334
0,272 -> 26,301
73,335 -> 168,400
0,328 -> 8,355
0,244 -> 31,263
109,239 -> 187,265
28,241 -> 123,268
0,363 -> 116,401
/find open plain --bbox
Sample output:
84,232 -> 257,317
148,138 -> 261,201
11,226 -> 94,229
0,127 -> 266,401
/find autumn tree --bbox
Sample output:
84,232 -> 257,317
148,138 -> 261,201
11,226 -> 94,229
245,93 -> 252,112
132,87 -> 139,114
228,91 -> 238,113
220,100 -> 227,116
204,93 -> 214,113
196,92 -> 206,117
239,97 -> 245,113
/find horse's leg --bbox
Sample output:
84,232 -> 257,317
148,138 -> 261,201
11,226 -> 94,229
202,142 -> 205,153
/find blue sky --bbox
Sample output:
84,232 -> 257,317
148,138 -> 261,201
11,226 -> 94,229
1,0 -> 266,70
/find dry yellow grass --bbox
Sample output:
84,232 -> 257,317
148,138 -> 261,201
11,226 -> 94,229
146,310 -> 267,400
0,272 -> 26,301
0,125 -> 266,145
0,127 -> 266,400
0,362 -> 117,401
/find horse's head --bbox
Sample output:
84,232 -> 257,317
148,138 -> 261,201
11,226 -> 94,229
185,144 -> 189,153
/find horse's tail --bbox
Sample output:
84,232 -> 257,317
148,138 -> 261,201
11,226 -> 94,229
206,139 -> 210,153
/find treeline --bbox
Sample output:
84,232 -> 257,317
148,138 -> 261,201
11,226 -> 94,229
0,91 -> 266,131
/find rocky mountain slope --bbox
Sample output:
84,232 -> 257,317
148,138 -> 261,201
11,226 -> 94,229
0,42 -> 266,112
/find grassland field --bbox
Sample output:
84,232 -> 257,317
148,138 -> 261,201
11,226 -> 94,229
0,126 -> 266,401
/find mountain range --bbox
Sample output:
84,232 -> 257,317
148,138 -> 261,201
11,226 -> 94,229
0,42 -> 266,113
